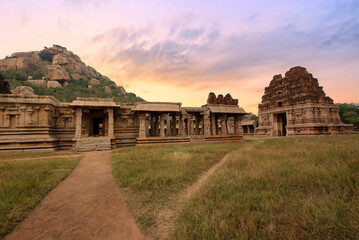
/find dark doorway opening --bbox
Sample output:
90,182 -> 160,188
93,118 -> 103,136
277,113 -> 287,136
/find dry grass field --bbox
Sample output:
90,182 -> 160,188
111,143 -> 241,238
0,152 -> 82,238
112,135 -> 359,239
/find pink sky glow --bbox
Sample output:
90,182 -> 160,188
1,0 -> 358,113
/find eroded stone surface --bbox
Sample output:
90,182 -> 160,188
12,86 -> 35,97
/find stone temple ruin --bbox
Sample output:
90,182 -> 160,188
256,67 -> 352,136
0,92 -> 246,152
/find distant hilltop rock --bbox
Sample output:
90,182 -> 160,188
0,45 -> 142,103
0,44 -> 125,92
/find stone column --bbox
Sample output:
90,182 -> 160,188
145,116 -> 150,137
20,106 -> 26,126
221,114 -> 227,135
189,115 -> 193,135
138,112 -> 147,138
203,111 -> 210,136
211,113 -> 216,135
184,118 -> 188,135
154,114 -> 159,136
179,114 -> 185,137
108,108 -> 114,138
160,113 -> 166,137
195,115 -> 200,135
150,114 -> 155,136
0,107 -> 4,126
166,114 -> 172,136
171,113 -> 177,136
75,107 -> 82,139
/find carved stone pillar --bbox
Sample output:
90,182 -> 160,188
160,113 -> 166,137
108,108 -> 114,138
145,115 -> 150,137
221,114 -> 227,135
195,115 -> 200,135
171,113 -> 177,136
20,106 -> 26,126
179,113 -> 185,136
189,115 -> 193,135
154,114 -> 159,136
75,107 -> 82,139
138,112 -> 147,138
203,111 -> 210,136
166,114 -> 171,136
211,113 -> 216,135
0,107 -> 4,126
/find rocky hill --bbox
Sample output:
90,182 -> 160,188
0,45 -> 142,102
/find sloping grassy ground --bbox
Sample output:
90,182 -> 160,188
0,152 -> 82,238
111,143 -> 242,236
174,135 -> 359,240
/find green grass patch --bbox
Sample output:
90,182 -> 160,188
111,143 -> 243,236
174,135 -> 359,239
0,151 -> 79,161
0,154 -> 82,238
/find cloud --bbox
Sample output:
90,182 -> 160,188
86,1 -> 359,91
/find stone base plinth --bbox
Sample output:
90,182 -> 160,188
73,137 -> 112,152
205,135 -> 244,143
136,136 -> 190,146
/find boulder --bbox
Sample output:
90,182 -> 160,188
11,52 -> 34,58
47,80 -> 62,88
90,78 -> 100,85
52,54 -> 69,65
0,74 -> 11,94
224,93 -> 234,105
104,86 -> 112,94
207,92 -> 217,104
28,79 -> 47,88
47,65 -> 70,81
12,86 -> 35,97
71,73 -> 82,81
217,94 -> 224,104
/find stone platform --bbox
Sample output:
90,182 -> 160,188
73,137 -> 112,152
136,136 -> 190,146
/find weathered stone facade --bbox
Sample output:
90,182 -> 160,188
256,67 -> 352,136
0,92 -> 247,152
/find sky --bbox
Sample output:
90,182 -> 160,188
0,0 -> 358,113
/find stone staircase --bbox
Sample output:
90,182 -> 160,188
74,137 -> 112,152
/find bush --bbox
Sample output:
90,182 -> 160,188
337,103 -> 359,127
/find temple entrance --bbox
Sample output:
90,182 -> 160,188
274,113 -> 287,136
92,118 -> 103,136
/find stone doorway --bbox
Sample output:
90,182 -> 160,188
92,117 -> 103,136
274,112 -> 287,136
86,109 -> 108,137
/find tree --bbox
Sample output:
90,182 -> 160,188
337,103 -> 359,127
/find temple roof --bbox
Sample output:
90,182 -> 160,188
69,97 -> 118,107
207,105 -> 247,114
133,102 -> 181,112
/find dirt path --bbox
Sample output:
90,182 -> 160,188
5,151 -> 144,240
154,153 -> 232,239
